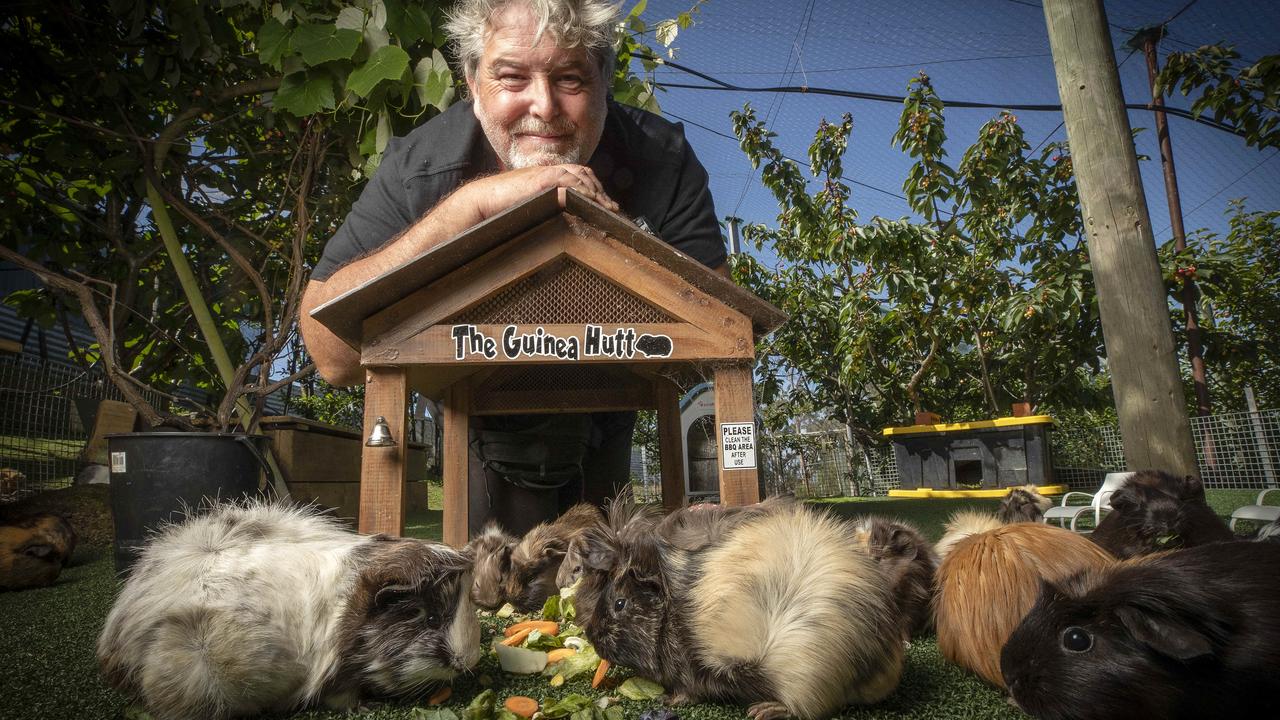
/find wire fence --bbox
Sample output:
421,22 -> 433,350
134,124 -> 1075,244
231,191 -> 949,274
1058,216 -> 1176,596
0,355 -> 168,502
633,410 -> 1280,501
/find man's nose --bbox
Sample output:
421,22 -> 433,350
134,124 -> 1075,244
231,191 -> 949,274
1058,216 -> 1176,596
526,76 -> 560,121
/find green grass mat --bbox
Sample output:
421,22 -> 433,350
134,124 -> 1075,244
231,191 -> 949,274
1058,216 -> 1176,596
0,486 -> 1264,719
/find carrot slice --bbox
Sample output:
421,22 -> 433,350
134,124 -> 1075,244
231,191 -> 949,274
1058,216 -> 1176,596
426,686 -> 451,705
503,620 -> 559,637
504,696 -> 539,718
591,658 -> 611,689
501,627 -> 534,647
546,648 -> 577,663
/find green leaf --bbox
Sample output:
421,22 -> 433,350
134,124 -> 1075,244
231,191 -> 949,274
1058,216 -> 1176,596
617,677 -> 664,701
347,44 -> 410,97
539,694 -> 593,719
292,23 -> 362,65
415,48 -> 455,111
274,71 -> 336,116
257,18 -> 291,69
335,7 -> 365,32
462,689 -> 496,720
410,708 -> 460,720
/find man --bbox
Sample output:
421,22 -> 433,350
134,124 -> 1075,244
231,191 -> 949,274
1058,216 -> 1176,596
300,0 -> 727,535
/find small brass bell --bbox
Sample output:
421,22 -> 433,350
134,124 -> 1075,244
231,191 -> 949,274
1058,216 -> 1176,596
365,416 -> 396,447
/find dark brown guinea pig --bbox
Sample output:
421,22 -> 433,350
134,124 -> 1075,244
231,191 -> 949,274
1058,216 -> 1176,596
505,502 -> 603,611
1090,469 -> 1231,559
852,516 -> 937,641
464,522 -> 516,610
1001,541 -> 1280,720
0,513 -> 77,590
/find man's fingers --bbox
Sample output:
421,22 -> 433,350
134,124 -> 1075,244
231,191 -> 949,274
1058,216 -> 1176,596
552,166 -> 617,211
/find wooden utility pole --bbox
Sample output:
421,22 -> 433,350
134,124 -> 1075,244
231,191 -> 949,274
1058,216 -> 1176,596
1133,26 -> 1212,418
1043,0 -> 1199,477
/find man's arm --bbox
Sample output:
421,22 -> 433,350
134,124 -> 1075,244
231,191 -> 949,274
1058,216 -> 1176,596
300,164 -> 618,386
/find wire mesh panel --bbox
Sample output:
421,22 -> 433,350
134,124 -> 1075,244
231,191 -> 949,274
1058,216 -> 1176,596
1193,410 -> 1280,489
0,356 -> 166,502
1048,424 -> 1127,490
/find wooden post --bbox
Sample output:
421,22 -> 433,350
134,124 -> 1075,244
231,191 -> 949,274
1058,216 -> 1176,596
654,376 -> 686,511
359,366 -> 408,536
1043,0 -> 1199,477
714,363 -> 760,505
442,379 -> 472,547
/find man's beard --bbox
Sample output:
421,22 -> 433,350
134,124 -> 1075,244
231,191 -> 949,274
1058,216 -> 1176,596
475,104 -> 581,168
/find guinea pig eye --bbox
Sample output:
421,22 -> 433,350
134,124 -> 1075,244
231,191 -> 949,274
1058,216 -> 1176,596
613,597 -> 627,613
1061,626 -> 1094,653
425,612 -> 442,628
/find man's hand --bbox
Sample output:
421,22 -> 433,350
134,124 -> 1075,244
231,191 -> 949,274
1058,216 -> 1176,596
450,164 -> 619,227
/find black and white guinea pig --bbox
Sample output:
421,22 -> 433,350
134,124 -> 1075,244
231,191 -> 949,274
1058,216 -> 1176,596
97,502 -> 480,720
1001,540 -> 1280,720
1089,469 -> 1231,559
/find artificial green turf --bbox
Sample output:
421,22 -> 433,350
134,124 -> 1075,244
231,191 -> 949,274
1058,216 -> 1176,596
0,487 -> 1264,720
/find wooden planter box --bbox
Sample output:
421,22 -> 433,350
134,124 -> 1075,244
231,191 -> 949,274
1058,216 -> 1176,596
260,416 -> 429,524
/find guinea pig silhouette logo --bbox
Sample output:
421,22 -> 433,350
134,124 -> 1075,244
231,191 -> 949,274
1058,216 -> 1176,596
450,325 -> 674,361
635,334 -> 673,358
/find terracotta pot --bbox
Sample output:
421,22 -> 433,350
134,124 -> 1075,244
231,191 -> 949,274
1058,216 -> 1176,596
1011,402 -> 1034,417
914,411 -> 942,425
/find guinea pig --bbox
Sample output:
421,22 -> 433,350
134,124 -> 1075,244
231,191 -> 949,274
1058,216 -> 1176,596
932,509 -> 1003,560
933,522 -> 1115,688
852,516 -> 938,641
0,512 -> 77,590
97,501 -> 480,720
577,496 -> 903,720
1090,469 -> 1231,559
997,484 -> 1053,523
1001,541 -> 1280,720
464,521 -> 516,610
506,502 -> 604,610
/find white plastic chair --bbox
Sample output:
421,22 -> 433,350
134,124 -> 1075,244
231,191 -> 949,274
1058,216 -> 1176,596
1042,471 -> 1135,533
1229,488 -> 1280,533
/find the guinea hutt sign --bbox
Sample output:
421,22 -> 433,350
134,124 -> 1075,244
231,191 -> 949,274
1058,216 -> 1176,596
451,324 -> 673,361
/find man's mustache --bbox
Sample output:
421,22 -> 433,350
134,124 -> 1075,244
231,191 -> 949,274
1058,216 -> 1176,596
510,118 -> 577,136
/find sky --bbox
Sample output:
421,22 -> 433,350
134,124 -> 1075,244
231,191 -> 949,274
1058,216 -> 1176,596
630,0 -> 1280,260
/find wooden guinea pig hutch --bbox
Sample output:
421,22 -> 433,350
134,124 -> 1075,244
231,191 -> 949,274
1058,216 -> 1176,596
312,188 -> 786,546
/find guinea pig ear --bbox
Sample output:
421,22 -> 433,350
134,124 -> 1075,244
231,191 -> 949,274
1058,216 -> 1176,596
885,527 -> 920,561
1108,487 -> 1137,514
542,536 -> 568,558
1177,474 -> 1206,502
581,531 -> 616,572
1114,604 -> 1216,662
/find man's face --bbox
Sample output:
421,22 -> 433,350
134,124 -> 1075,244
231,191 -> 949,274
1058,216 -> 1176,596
467,3 -> 608,169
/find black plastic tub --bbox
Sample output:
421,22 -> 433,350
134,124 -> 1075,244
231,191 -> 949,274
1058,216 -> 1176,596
105,432 -> 270,572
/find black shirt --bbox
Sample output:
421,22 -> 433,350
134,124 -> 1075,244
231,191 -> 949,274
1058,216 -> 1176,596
312,99 -> 726,281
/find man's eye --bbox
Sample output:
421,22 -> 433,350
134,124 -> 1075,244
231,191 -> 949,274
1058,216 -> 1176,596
557,75 -> 584,88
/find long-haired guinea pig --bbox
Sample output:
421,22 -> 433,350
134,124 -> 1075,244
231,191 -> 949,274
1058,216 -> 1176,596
1002,541 -> 1280,720
934,522 -> 1115,688
997,484 -> 1053,523
932,509 -> 1003,560
97,502 -> 480,720
0,512 -> 77,590
464,521 -> 516,610
1090,469 -> 1231,559
505,502 -> 604,610
852,516 -> 938,641
577,497 -> 903,720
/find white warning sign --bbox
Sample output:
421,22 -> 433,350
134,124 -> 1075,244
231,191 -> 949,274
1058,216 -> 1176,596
720,422 -> 757,470
110,451 -> 127,473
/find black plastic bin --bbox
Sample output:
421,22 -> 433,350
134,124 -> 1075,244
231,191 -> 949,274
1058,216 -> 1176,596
105,432 -> 270,572
882,416 -> 1054,491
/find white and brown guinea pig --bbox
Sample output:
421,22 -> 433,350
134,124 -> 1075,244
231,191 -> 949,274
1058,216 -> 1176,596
851,516 -> 938,641
577,496 -> 903,720
932,509 -> 1003,560
505,502 -> 604,610
0,512 -> 77,590
464,521 -> 517,610
1002,541 -> 1280,720
933,522 -> 1115,688
97,502 -> 480,720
